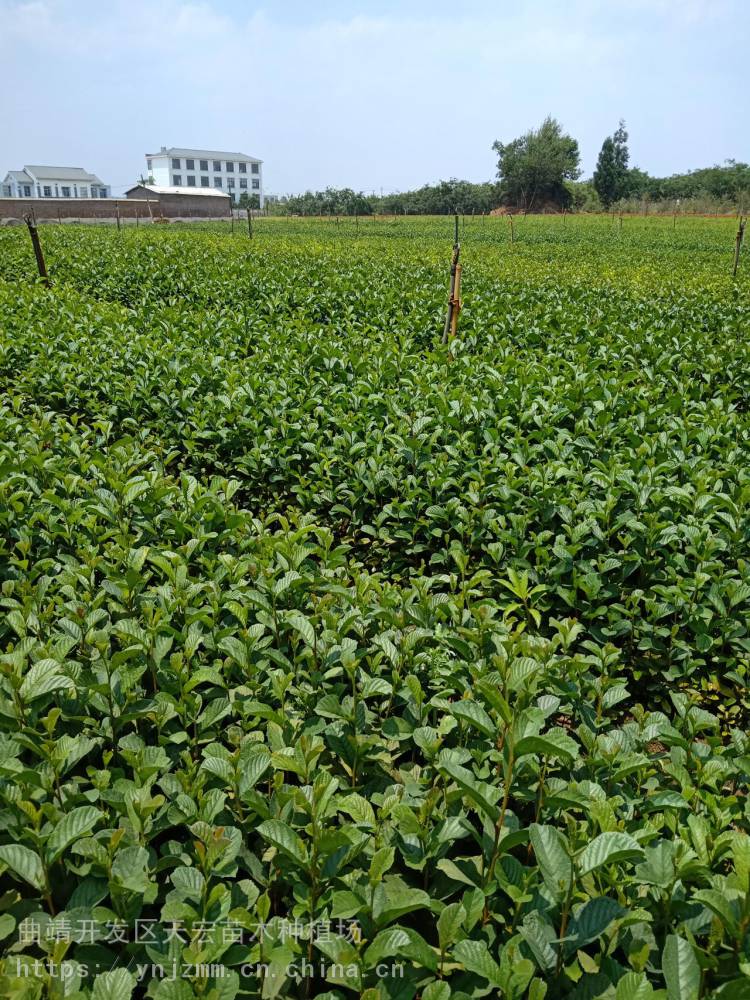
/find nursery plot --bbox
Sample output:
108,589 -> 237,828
0,215 -> 749,999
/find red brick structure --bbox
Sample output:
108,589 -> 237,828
0,187 -> 231,223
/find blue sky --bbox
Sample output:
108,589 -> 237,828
2,0 -> 747,196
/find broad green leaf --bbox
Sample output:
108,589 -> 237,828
439,758 -> 501,823
662,934 -> 700,1000
421,983 -> 451,1000
257,819 -> 308,864
453,939 -> 503,987
369,846 -> 395,884
19,659 -> 75,701
437,901 -> 465,951
515,729 -> 578,764
451,700 -> 495,737
529,824 -> 573,901
0,844 -> 44,890
578,832 -> 644,876
46,805 -> 102,863
616,971 -> 656,999
91,969 -> 136,1000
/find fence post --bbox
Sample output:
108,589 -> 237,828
247,207 -> 253,238
24,213 -> 51,288
116,202 -> 121,231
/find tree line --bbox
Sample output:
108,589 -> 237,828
269,121 -> 749,215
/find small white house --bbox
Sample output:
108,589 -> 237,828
1,165 -> 110,199
145,147 -> 263,205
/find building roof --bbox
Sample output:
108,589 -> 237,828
25,165 -> 105,183
5,170 -> 33,183
146,147 -> 262,163
126,184 -> 230,198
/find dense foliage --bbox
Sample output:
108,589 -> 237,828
491,117 -> 581,211
0,215 -> 749,1000
593,123 -> 631,209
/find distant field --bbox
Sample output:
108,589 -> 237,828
0,215 -> 749,999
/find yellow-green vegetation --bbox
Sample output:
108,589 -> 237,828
0,215 -> 749,999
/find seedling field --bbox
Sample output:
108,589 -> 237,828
0,215 -> 749,999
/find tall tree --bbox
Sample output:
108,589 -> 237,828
492,117 -> 581,212
593,120 -> 631,207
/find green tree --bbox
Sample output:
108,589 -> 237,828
593,120 -> 631,207
492,116 -> 581,212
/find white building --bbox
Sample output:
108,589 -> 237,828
145,147 -> 263,205
1,165 -> 110,199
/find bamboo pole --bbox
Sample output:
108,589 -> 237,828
508,213 -> 514,244
24,214 -> 51,288
116,202 -> 121,231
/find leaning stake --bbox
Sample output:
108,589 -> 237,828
24,213 -> 51,288
733,216 -> 746,277
442,213 -> 461,344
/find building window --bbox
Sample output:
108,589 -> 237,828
213,178 -> 222,188
200,176 -> 209,187
227,178 -> 235,188
173,174 -> 182,185
200,159 -> 208,171
43,186 -> 52,197
239,162 -> 247,173
239,178 -> 247,189
252,179 -> 260,190
186,158 -> 194,170
213,160 -> 221,172
226,161 -> 234,172
61,186 -> 71,197
172,157 -> 181,169
251,163 -> 259,174
187,175 -> 196,186
23,184 -> 32,197
147,158 -> 152,170
79,187 -> 88,198
2,185 -> 11,196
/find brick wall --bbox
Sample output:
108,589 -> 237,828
0,195 -> 230,222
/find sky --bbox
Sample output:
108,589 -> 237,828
1,0 -> 748,197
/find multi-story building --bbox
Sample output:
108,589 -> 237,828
1,165 -> 110,199
145,147 -> 263,205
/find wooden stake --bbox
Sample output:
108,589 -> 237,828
24,214 -> 51,288
442,213 -> 461,344
116,202 -> 121,231
733,216 -> 746,277
449,264 -> 462,339
508,213 -> 514,244
247,207 -> 253,238
136,208 -> 139,227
